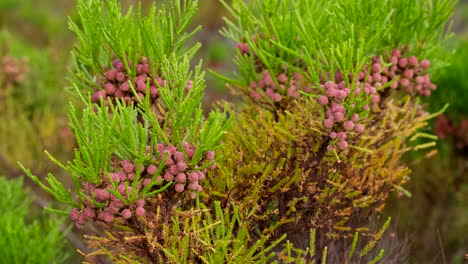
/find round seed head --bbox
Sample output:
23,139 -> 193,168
317,95 -> 329,105
344,121 -> 354,130
147,165 -> 158,176
176,173 -> 187,183
338,140 -> 349,150
135,207 -> 146,216
69,208 -> 80,220
354,124 -> 364,133
175,183 -> 185,193
121,209 -> 132,219
420,59 -> 430,69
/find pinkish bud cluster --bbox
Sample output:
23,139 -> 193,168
69,159 -> 157,228
91,57 -> 195,106
317,81 -> 365,150
0,55 -> 29,85
155,142 -> 214,199
249,70 -> 312,102
91,57 -> 160,105
354,50 -> 436,97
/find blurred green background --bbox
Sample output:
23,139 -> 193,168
0,0 -> 467,263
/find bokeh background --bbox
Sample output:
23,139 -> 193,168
0,0 -> 466,263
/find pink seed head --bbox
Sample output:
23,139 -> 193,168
174,151 -> 185,162
277,73 -> 288,83
209,162 -> 217,169
404,69 -> 414,79
363,104 -> 370,111
337,131 -> 347,140
176,173 -> 187,183
392,49 -> 402,58
335,90 -> 347,100
104,83 -> 116,95
127,173 -> 135,181
120,82 -> 130,91
344,121 -> 354,130
91,90 -> 107,103
176,162 -> 187,172
83,208 -> 95,219
137,199 -> 145,207
372,63 -> 381,73
105,69 -> 117,80
317,95 -> 329,105
99,212 -> 114,223
118,183 -> 126,195
338,140 -> 349,150
249,81 -> 257,89
188,182 -> 199,191
334,112 -> 345,122
326,88 -> 337,97
352,114 -> 359,122
327,145 -> 334,151
190,192 -> 197,199
206,151 -> 215,161
398,58 -> 408,68
329,132 -> 337,139
399,78 -> 410,87
371,95 -> 380,103
143,178 -> 152,186
164,171 -> 175,181
135,207 -> 145,216
324,118 -> 334,128
121,209 -> 132,219
271,93 -> 282,102
354,124 -> 364,133
175,183 -> 185,193
147,165 -> 158,176
420,59 -> 430,69
408,56 -> 418,66
250,91 -> 262,100
197,171 -> 205,180
189,172 -> 198,182
69,208 -> 80,220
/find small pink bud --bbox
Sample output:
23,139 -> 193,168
272,93 -> 282,102
372,63 -> 381,73
329,132 -> 337,139
392,49 -> 402,58
327,145 -> 334,151
399,78 -> 410,87
190,192 -> 197,199
120,82 -> 130,91
398,58 -> 408,68
175,184 -> 185,193
69,208 -> 80,220
127,173 -> 135,181
317,95 -> 329,105
147,165 -> 158,176
165,170 -> 175,180
209,162 -> 217,169
404,69 -> 414,79
352,114 -> 359,122
121,209 -> 132,219
143,178 -> 152,186
176,173 -> 187,183
408,56 -> 418,66
135,207 -> 145,216
337,131 -> 347,140
189,172 -> 198,182
116,72 -> 125,82
91,91 -> 107,103
371,95 -> 380,103
277,73 -> 288,83
335,90 -> 347,100
326,88 -> 337,97
176,162 -> 187,171
197,171 -> 205,180
118,183 -> 126,195
338,140 -> 349,150
344,121 -> 354,130
363,104 -> 369,111
249,81 -> 257,89
83,208 -> 95,219
324,119 -> 334,128
188,182 -> 199,191
354,124 -> 364,133
206,151 -> 215,161
174,151 -> 185,162
334,112 -> 345,122
420,59 -> 430,69
106,69 -> 117,80
250,91 -> 262,100
137,199 -> 145,207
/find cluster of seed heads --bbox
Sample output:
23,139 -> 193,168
91,57 -> 193,105
154,142 -> 215,199
435,115 -> 468,150
0,55 -> 29,85
69,159 -> 149,229
348,50 -> 435,97
248,70 -> 312,102
69,143 -> 215,228
317,81 -> 364,150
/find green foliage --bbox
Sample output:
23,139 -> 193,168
220,0 -> 455,90
0,176 -> 70,264
69,0 -> 201,93
427,37 -> 468,120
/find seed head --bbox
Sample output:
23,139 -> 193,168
344,121 -> 354,130
317,95 -> 329,105
337,131 -> 347,140
189,172 -> 198,182
338,140 -> 349,150
83,208 -> 95,219
354,124 -> 364,133
69,208 -> 80,220
147,165 -> 158,176
206,151 -> 215,161
175,184 -> 185,193
176,173 -> 187,183
324,118 -> 334,128
121,209 -> 132,219
135,207 -> 145,216
329,132 -> 337,139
